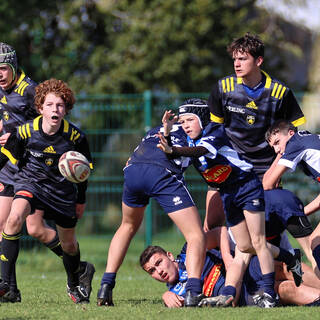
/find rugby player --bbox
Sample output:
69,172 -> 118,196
97,116 -> 206,307
205,32 -> 305,231
263,119 -> 320,276
0,78 -> 93,304
0,43 -> 95,302
157,99 -> 302,307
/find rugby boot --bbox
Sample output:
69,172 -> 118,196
253,292 -> 279,308
79,261 -> 95,298
199,294 -> 233,307
287,248 -> 303,287
0,280 -> 10,297
97,283 -> 114,306
67,284 -> 89,304
184,290 -> 206,307
1,289 -> 21,303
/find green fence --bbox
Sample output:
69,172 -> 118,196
22,91 -> 320,248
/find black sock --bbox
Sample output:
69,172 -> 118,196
1,232 -> 21,284
45,234 -> 63,258
275,247 -> 295,266
63,249 -> 80,289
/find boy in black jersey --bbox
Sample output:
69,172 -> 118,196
205,33 -> 306,230
0,78 -> 93,304
0,43 -> 94,302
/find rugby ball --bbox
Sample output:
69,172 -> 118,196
58,151 -> 90,183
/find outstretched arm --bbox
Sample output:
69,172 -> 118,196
263,153 -> 288,190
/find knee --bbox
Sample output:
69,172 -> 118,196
6,212 -> 24,232
61,240 -> 78,254
250,236 -> 266,251
237,242 -> 254,253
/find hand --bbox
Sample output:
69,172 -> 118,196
157,132 -> 172,154
162,291 -> 184,308
0,132 -> 11,146
162,110 -> 178,136
76,203 -> 86,219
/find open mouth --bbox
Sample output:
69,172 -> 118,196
51,116 -> 59,120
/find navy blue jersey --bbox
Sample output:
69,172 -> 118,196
188,122 -> 254,189
209,71 -> 305,177
128,124 -> 190,174
0,70 -> 38,186
279,131 -> 320,182
0,116 -> 92,216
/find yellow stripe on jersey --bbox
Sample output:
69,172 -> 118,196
1,147 -> 18,165
279,86 -> 286,99
26,123 -> 31,137
230,77 -> 234,91
271,83 -> 278,97
261,70 -> 272,88
16,70 -> 26,86
222,77 -> 235,93
275,84 -> 283,98
21,125 -> 27,139
226,78 -> 230,92
292,116 -> 306,127
63,119 -> 69,133
89,163 -> 93,169
70,128 -> 80,142
15,81 -> 29,96
33,116 -> 41,131
210,113 -> 224,123
271,82 -> 287,99
222,79 -> 226,93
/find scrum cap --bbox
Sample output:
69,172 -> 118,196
178,98 -> 210,129
0,42 -> 18,79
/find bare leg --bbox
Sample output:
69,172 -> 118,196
204,190 -> 225,231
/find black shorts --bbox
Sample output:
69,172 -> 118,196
286,216 -> 313,238
14,191 -> 77,229
0,182 -> 14,197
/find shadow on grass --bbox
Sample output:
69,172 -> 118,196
118,298 -> 163,305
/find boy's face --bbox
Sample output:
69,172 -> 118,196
0,64 -> 14,90
40,93 -> 66,127
268,130 -> 294,154
232,50 -> 263,79
179,114 -> 202,139
143,251 -> 179,284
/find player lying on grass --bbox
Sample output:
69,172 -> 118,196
97,118 -> 206,307
0,78 -> 94,304
263,120 -> 320,277
140,229 -> 320,308
157,100 -> 302,307
0,42 -> 95,303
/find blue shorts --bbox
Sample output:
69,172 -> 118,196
122,163 -> 195,214
220,176 -> 265,227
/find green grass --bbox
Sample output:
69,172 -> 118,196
2,233 -> 319,320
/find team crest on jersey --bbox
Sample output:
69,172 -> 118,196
45,158 -> 54,166
3,111 -> 9,121
0,183 -> 4,193
202,165 -> 232,183
0,96 -> 7,104
246,115 -> 255,125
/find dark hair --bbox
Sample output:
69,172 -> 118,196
139,245 -> 167,269
265,119 -> 297,142
178,98 -> 210,129
227,32 -> 264,59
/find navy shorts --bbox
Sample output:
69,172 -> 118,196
220,176 -> 265,227
122,163 -> 195,214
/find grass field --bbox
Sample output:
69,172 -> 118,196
2,232 -> 319,320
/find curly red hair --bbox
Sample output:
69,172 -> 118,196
34,78 -> 75,114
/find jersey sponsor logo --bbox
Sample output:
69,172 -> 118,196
16,190 -> 33,198
0,254 -> 8,262
0,96 -> 7,104
173,196 -> 182,206
202,165 -> 232,184
30,150 -> 43,157
43,145 -> 56,153
226,105 -> 245,114
246,115 -> 255,125
203,263 -> 222,296
252,199 -> 260,206
3,111 -> 9,121
45,158 -> 54,166
0,183 -> 4,193
245,101 -> 258,110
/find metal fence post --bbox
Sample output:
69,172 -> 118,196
144,90 -> 152,246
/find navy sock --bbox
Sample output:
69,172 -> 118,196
101,272 -> 116,289
185,277 -> 202,295
275,248 -> 294,266
262,272 -> 276,298
312,244 -> 320,270
221,285 -> 236,297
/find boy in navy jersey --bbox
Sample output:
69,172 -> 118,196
140,241 -> 320,308
157,99 -> 303,308
0,43 -> 94,302
97,115 -> 206,308
263,120 -> 320,276
205,33 -> 306,231
0,78 -> 93,304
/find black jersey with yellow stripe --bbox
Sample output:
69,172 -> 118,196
208,71 -> 306,178
0,116 -> 92,216
0,69 -> 38,133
